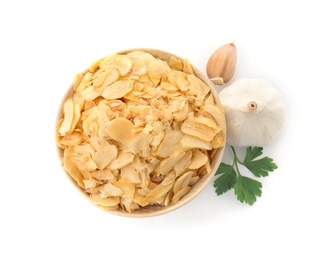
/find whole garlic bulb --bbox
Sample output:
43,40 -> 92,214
219,78 -> 286,147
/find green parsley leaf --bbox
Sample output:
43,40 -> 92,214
214,146 -> 278,206
242,147 -> 278,177
214,163 -> 237,195
234,176 -> 262,205
243,147 -> 263,162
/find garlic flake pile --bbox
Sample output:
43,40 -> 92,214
219,78 -> 286,147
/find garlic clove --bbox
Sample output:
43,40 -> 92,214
206,42 -> 237,85
219,78 -> 286,147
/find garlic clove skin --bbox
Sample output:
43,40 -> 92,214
206,42 -> 237,85
219,78 -> 286,147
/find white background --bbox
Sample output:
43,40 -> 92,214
1,0 -> 324,259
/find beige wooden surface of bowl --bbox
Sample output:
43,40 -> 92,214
56,48 -> 226,218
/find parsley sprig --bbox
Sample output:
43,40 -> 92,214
214,146 -> 278,205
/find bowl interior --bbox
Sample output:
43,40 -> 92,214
56,48 -> 225,217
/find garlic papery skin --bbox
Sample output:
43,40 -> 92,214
219,78 -> 286,147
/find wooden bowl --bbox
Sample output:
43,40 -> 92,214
56,48 -> 226,217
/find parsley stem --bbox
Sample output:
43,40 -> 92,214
230,146 -> 242,176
